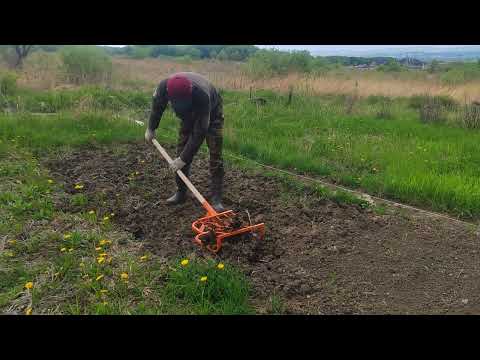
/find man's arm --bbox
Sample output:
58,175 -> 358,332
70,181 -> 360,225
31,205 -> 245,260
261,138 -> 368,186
148,79 -> 168,131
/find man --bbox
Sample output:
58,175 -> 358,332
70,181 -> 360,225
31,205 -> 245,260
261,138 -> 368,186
145,72 -> 225,212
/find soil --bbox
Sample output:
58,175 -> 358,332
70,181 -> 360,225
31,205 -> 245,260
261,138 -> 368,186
43,142 -> 480,314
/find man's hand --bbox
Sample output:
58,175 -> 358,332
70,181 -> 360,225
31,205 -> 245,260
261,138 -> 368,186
145,128 -> 155,143
169,157 -> 186,173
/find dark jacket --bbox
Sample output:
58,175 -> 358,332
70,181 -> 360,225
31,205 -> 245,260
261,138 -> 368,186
148,72 -> 221,164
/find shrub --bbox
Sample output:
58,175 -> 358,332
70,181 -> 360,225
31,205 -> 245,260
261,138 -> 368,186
459,104 -> 480,129
0,71 -> 18,96
419,97 -> 448,125
61,46 -> 113,85
409,94 -> 458,110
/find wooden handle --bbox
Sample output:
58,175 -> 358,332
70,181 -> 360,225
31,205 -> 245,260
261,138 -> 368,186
151,139 -> 208,207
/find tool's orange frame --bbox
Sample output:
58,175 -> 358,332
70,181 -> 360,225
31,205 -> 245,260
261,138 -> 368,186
192,201 -> 265,253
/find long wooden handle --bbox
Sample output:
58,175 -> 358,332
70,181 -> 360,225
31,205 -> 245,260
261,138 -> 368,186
151,139 -> 210,209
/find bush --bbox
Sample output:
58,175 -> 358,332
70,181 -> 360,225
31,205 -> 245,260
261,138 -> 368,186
245,49 -> 315,77
419,97 -> 448,125
409,94 -> 458,110
61,46 -> 113,85
0,71 -> 18,96
377,59 -> 403,72
459,104 -> 480,129
439,63 -> 480,85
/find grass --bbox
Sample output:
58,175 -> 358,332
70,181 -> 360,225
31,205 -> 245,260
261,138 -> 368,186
4,86 -> 480,219
0,140 -> 253,315
213,90 -> 480,219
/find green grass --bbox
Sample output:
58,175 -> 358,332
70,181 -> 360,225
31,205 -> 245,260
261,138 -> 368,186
4,86 -> 479,218
0,141 -> 254,315
213,90 -> 480,219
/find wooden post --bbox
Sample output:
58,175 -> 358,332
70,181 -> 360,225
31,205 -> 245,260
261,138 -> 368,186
287,86 -> 293,106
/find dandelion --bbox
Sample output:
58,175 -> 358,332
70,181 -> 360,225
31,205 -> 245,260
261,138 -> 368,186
200,276 -> 207,282
96,275 -> 104,281
48,179 -> 54,184
25,282 -> 33,290
63,234 -> 72,239
99,253 -> 108,257
97,257 -> 105,264
140,255 -> 148,261
25,308 -> 32,315
100,289 -> 108,294
60,247 -> 67,252
88,210 -> 95,215
140,160 -> 145,164
120,272 -> 129,281
180,259 -> 189,267
8,239 -> 17,245
95,247 -> 102,251
68,248 -> 73,253
217,263 -> 225,270
74,184 -> 84,190
80,262 -> 85,268
103,216 -> 110,221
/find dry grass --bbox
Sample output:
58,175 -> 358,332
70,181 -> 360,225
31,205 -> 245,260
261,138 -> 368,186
4,53 -> 480,103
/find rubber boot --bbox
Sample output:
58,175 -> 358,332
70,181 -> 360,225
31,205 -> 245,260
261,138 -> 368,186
210,182 -> 225,213
166,190 -> 187,205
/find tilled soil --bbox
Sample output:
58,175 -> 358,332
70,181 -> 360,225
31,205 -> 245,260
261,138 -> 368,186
44,142 -> 480,314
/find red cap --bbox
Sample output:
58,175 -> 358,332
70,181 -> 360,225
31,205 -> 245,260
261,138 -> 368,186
167,75 -> 192,99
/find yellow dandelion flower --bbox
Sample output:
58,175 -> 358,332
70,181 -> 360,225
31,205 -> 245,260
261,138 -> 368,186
88,210 -> 95,215
99,253 -> 108,257
97,257 -> 105,264
180,259 -> 189,267
100,289 -> 108,294
200,276 -> 207,282
120,272 -> 129,280
8,239 -> 17,245
74,184 -> 84,190
140,160 -> 145,164
48,179 -> 54,184
140,255 -> 148,261
95,247 -> 102,251
95,275 -> 104,281
217,263 -> 225,270
63,234 -> 72,239
79,262 -> 85,268
103,216 -> 109,221
25,308 -> 32,315
68,248 -> 74,253
25,282 -> 33,290
60,247 -> 67,252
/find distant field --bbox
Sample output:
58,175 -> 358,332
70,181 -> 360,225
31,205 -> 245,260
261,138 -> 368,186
4,54 -> 480,102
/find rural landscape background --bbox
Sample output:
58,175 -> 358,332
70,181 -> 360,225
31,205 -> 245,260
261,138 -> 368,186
1,45 -> 480,315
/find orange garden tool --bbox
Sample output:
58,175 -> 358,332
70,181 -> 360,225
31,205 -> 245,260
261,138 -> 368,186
152,139 -> 265,253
